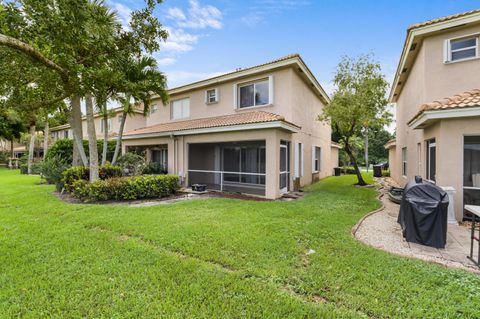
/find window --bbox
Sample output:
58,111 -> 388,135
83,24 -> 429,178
402,147 -> 407,176
101,119 -> 112,133
206,89 -> 218,104
463,136 -> 480,219
150,104 -> 158,115
446,36 -> 478,62
118,114 -> 123,123
426,139 -> 436,182
238,79 -> 269,108
312,146 -> 321,172
64,130 -> 69,139
171,98 -> 190,120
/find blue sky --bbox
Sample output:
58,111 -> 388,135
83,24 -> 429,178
111,0 -> 479,94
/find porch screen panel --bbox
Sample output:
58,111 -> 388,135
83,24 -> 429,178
464,136 -> 480,219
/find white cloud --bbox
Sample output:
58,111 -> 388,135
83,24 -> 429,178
241,0 -> 309,27
167,0 -> 223,30
162,27 -> 199,53
110,1 -> 132,29
156,57 -> 177,66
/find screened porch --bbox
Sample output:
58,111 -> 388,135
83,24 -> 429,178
188,141 -> 266,196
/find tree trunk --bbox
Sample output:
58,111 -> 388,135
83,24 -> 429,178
344,142 -> 367,186
43,115 -> 49,159
10,139 -> 14,158
27,124 -> 36,174
70,95 -> 88,166
101,102 -> 108,165
85,94 -> 99,182
365,128 -> 369,172
111,110 -> 127,165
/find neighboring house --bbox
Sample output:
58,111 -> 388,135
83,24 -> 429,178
50,106 -> 146,142
386,10 -> 480,221
122,54 -> 339,199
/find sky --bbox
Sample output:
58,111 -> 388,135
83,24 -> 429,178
109,0 -> 479,94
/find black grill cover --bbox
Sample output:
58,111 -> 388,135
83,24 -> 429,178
397,180 -> 449,248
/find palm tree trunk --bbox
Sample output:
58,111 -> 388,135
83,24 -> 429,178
101,102 -> 108,165
70,95 -> 88,166
111,110 -> 127,165
43,115 -> 49,159
344,142 -> 367,186
10,138 -> 14,158
27,124 -> 36,174
85,94 -> 99,182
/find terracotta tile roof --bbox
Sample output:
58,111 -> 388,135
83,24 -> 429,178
409,89 -> 480,124
123,111 -> 299,137
408,9 -> 480,31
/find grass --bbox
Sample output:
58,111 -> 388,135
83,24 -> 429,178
0,169 -> 479,318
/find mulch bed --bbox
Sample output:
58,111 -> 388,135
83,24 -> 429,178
53,190 -> 272,206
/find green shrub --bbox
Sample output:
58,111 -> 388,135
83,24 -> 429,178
63,166 -> 89,193
71,175 -> 179,202
116,152 -> 145,176
20,161 -> 43,175
46,139 -> 116,164
62,164 -> 123,193
0,151 -> 9,164
381,170 -> 390,177
142,162 -> 167,175
40,155 -> 71,191
342,166 -> 357,175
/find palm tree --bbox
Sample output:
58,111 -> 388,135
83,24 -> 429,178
111,56 -> 168,165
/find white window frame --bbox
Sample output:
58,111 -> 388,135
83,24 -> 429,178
235,75 -> 274,109
150,104 -> 158,115
402,147 -> 407,177
295,142 -> 304,178
312,146 -> 321,173
118,114 -> 123,123
170,98 -> 190,120
426,139 -> 436,182
445,35 -> 479,63
100,118 -> 113,133
205,88 -> 219,104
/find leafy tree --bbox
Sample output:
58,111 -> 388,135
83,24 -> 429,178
0,108 -> 26,157
320,55 -> 390,185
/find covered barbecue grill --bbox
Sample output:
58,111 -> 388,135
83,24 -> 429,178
398,177 -> 449,248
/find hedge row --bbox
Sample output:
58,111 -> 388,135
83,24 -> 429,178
71,175 -> 179,201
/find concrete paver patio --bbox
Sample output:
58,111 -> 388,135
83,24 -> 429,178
355,178 -> 479,273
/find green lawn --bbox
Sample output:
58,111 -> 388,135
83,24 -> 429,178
0,169 -> 479,318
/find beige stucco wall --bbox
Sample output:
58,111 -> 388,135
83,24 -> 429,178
392,23 -> 480,220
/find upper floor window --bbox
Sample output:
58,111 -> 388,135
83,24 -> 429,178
171,98 -> 190,120
446,36 -> 478,62
239,79 -> 269,108
206,89 -> 218,104
101,118 -> 112,133
118,114 -> 123,123
150,104 -> 158,115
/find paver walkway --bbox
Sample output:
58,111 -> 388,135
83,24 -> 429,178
355,178 -> 479,273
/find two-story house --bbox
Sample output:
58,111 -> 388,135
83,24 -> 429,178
122,54 -> 339,199
387,10 -> 480,221
50,106 -> 146,142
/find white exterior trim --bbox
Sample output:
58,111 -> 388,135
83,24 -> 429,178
122,121 -> 300,140
409,106 -> 480,129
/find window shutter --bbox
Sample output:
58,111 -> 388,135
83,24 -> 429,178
268,75 -> 274,105
311,146 -> 316,172
204,91 -> 208,103
319,147 -> 322,172
300,143 -> 304,176
215,88 -> 219,102
233,84 -> 238,108
294,143 -> 299,178
443,40 -> 449,63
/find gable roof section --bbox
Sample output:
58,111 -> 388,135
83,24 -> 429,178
123,111 -> 300,139
389,10 -> 480,102
167,54 -> 330,104
408,88 -> 480,127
